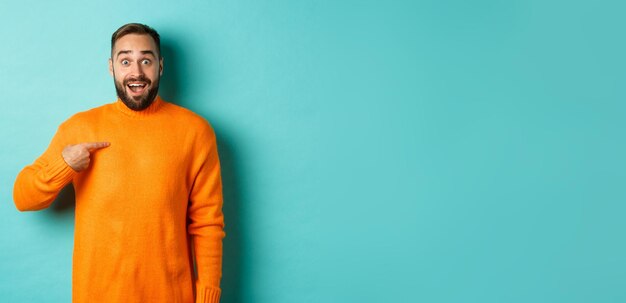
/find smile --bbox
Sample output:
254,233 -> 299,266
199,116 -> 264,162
127,82 -> 147,94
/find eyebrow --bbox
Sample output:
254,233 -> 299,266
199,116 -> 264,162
116,50 -> 157,58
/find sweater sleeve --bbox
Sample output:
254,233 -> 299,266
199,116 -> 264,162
188,125 -> 226,303
13,123 -> 77,211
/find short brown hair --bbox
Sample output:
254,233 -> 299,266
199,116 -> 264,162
111,23 -> 161,58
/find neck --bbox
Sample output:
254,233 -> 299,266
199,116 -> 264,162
115,95 -> 164,118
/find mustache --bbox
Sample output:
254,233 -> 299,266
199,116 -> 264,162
124,76 -> 152,85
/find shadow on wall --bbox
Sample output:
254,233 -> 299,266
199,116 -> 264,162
45,36 -> 244,303
159,38 -> 181,105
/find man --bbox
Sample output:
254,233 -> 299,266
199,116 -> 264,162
13,23 -> 225,303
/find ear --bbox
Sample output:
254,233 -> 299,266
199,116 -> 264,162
108,58 -> 114,77
159,57 -> 164,76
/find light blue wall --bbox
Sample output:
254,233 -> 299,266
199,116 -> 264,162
1,0 -> 625,302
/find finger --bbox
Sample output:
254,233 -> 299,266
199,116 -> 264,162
80,142 -> 111,151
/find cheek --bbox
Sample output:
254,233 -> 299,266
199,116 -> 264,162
114,74 -> 127,86
148,69 -> 161,82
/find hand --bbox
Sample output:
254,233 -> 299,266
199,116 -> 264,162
62,142 -> 110,172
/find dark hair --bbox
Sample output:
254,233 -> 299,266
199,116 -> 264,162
111,23 -> 161,58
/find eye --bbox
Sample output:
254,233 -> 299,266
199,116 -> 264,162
121,59 -> 130,65
141,59 -> 151,65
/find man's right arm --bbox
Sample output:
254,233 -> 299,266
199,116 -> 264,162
13,153 -> 78,211
13,123 -> 77,211
13,120 -> 111,211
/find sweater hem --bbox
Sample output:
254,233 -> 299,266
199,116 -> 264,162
195,283 -> 221,303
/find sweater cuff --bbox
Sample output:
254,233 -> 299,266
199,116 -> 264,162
195,283 -> 221,303
44,155 -> 77,186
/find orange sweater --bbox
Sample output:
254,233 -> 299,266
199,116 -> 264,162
13,96 -> 225,303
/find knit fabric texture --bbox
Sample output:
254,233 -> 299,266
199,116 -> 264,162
13,96 -> 225,303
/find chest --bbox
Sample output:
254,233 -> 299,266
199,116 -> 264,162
73,120 -> 195,200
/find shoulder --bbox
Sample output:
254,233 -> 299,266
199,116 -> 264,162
57,101 -> 112,132
160,101 -> 220,156
161,101 -> 216,137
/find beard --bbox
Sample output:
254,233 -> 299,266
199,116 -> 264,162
113,73 -> 160,111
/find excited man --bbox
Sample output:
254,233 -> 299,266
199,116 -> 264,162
13,23 -> 225,303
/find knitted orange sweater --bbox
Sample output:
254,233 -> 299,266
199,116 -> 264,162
13,96 -> 225,303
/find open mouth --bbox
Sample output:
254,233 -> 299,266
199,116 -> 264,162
127,82 -> 148,95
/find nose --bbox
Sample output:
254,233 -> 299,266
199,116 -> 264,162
130,61 -> 144,76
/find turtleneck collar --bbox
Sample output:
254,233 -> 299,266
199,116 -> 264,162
114,95 -> 165,118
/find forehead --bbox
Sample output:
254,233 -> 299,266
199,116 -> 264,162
112,34 -> 158,55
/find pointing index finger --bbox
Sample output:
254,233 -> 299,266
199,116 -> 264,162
81,142 -> 111,151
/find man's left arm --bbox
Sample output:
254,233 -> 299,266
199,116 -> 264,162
188,124 -> 226,303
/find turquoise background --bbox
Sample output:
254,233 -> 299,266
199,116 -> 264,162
1,0 -> 625,302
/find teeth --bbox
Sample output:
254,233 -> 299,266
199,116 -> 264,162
128,84 -> 145,87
